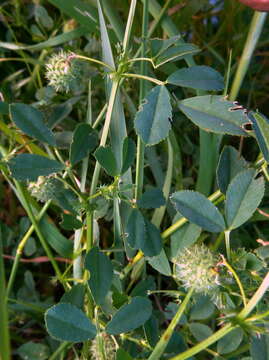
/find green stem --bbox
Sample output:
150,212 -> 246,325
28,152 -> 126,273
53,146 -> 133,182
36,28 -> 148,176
14,181 -> 66,289
148,288 -> 194,360
237,271 -> 269,321
48,342 -> 70,360
122,0 -> 137,56
75,54 -> 114,71
135,0 -> 149,201
90,80 -> 119,196
6,200 -> 51,298
0,229 -> 11,360
169,324 -> 236,360
122,73 -> 165,86
229,11 -> 267,101
224,230 -> 231,261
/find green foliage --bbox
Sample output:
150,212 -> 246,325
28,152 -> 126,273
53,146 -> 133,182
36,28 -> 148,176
178,95 -> 248,135
249,111 -> 269,163
70,124 -> 98,166
45,303 -> 96,342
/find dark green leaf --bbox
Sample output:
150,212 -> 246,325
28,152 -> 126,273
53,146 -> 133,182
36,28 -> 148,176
137,188 -> 166,209
116,349 -> 133,360
17,342 -> 49,360
94,146 -> 118,176
217,146 -> 248,194
60,284 -> 85,309
170,218 -> 201,260
143,219 -> 162,257
135,86 -> 172,146
178,95 -> 248,136
0,101 -> 9,114
171,191 -> 225,232
190,295 -> 215,320
144,315 -> 159,347
121,137 -> 136,174
167,66 -> 224,91
126,208 -> 145,250
45,303 -> 96,342
154,43 -> 200,68
106,297 -> 152,334
250,333 -> 269,360
10,103 -> 55,146
130,276 -> 156,297
217,328 -> 244,354
85,247 -> 113,305
48,103 -> 73,129
70,124 -> 98,166
225,169 -> 265,230
147,249 -> 171,276
39,218 -> 72,258
60,214 -> 83,230
189,323 -> 213,342
249,111 -> 269,163
8,154 -> 64,181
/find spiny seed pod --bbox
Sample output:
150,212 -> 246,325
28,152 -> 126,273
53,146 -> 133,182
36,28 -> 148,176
28,176 -> 57,202
45,50 -> 82,93
238,0 -> 269,11
174,244 -> 219,294
90,333 -> 116,360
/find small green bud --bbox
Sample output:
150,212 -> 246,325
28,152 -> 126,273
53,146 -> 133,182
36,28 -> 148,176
45,50 -> 82,93
174,244 -> 219,294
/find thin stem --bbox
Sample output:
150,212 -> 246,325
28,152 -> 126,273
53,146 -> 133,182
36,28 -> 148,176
229,11 -> 267,101
169,324 -> 236,360
122,0 -> 137,55
237,271 -> 269,321
122,73 -> 165,86
14,181 -> 66,289
0,230 -> 11,360
224,230 -> 231,261
90,80 -> 119,196
221,255 -> 247,307
134,0 -> 149,201
126,57 -> 155,66
148,288 -> 194,360
92,104 -> 107,129
6,200 -> 51,298
48,342 -> 70,360
75,54 -> 114,71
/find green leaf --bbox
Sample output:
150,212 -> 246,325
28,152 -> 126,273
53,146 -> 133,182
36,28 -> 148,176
60,214 -> 83,230
171,191 -> 225,233
0,101 -> 9,114
137,188 -> 166,209
178,95 -> 248,136
134,85 -> 172,146
94,146 -> 118,176
48,102 -> 73,129
121,137 -> 136,174
225,169 -> 265,230
17,342 -> 49,360
131,276 -> 156,298
189,323 -> 213,342
250,333 -> 269,360
217,328 -> 244,354
217,146 -> 248,194
8,154 -> 64,181
60,284 -> 85,309
249,111 -> 269,163
70,124 -> 98,166
106,296 -> 152,334
45,303 -> 96,342
10,103 -> 55,146
143,219 -> 162,257
154,43 -> 200,68
190,295 -> 215,320
170,218 -> 201,260
116,349 -> 133,360
167,66 -> 224,91
147,249 -> 171,276
126,208 -> 145,250
39,218 -> 72,258
144,315 -> 159,347
47,0 -> 98,33
85,247 -> 113,305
